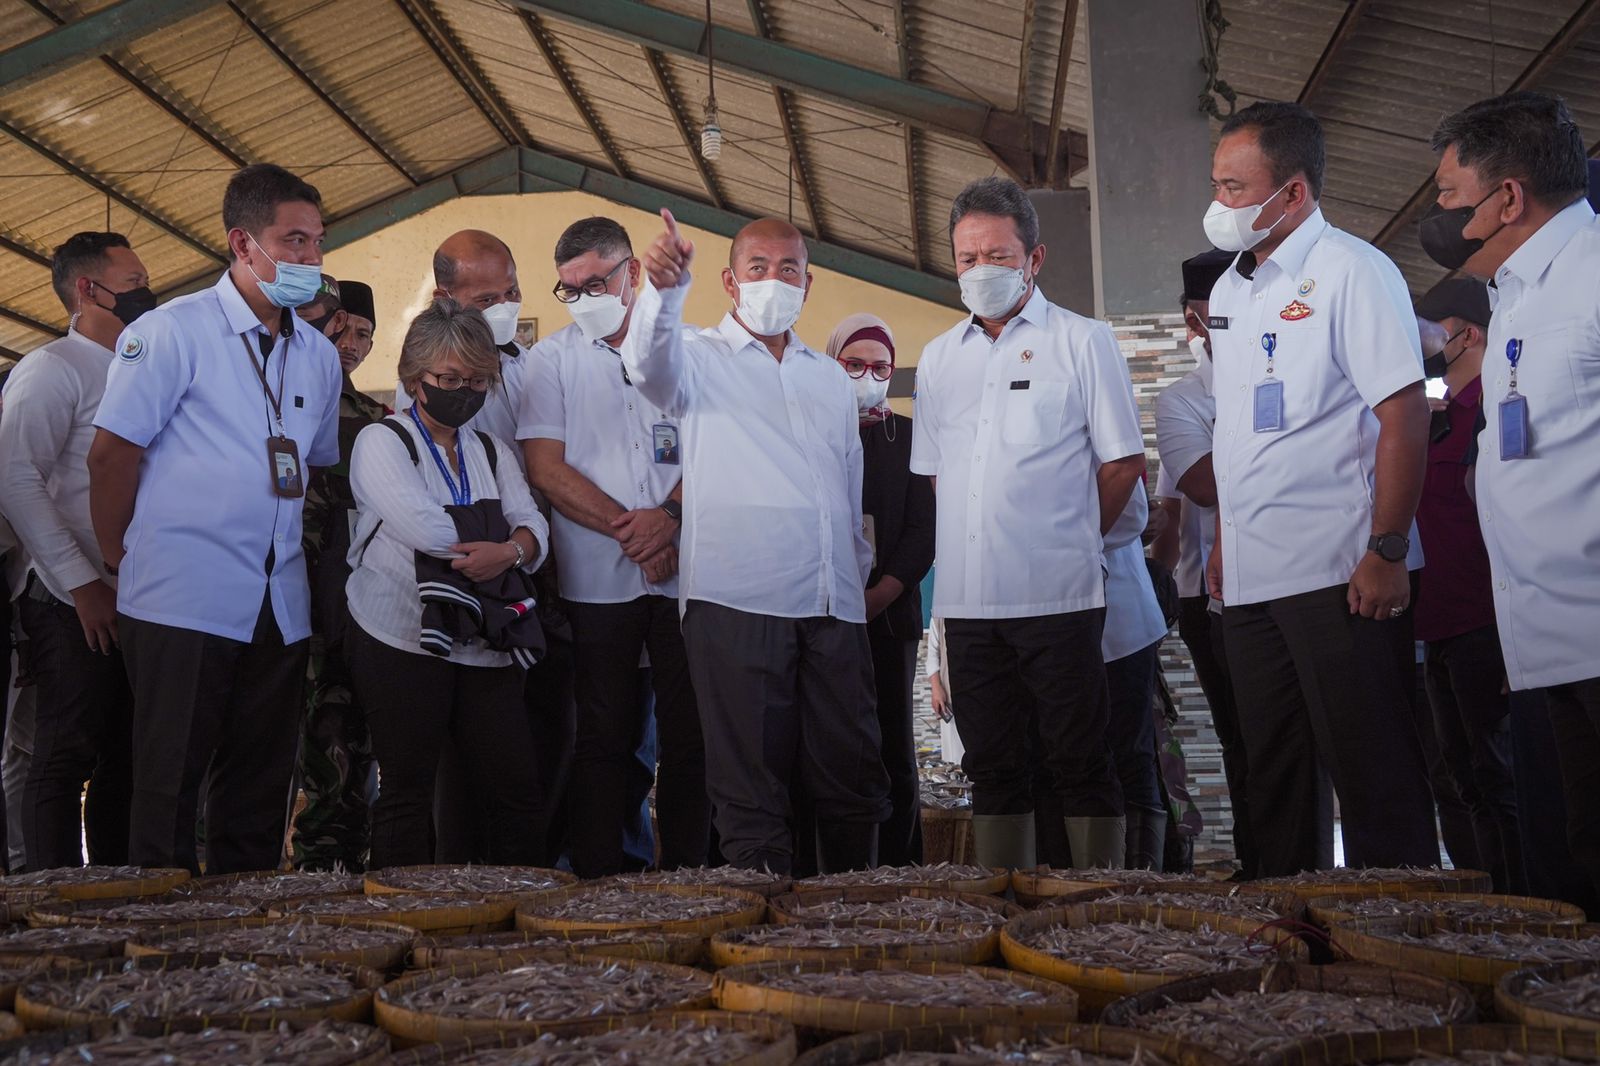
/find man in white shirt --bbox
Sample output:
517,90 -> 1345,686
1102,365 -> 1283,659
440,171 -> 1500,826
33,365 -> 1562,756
0,232 -> 152,871
1204,102 -> 1437,875
522,216 -> 707,878
1422,90 -> 1600,899
911,177 -> 1147,870
88,164 -> 342,875
623,210 -> 890,875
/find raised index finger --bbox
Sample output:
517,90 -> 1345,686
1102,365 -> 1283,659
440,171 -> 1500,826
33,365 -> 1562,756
661,208 -> 680,240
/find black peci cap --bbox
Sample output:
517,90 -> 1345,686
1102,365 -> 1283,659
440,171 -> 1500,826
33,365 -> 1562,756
338,281 -> 375,328
1181,249 -> 1234,304
1415,277 -> 1491,328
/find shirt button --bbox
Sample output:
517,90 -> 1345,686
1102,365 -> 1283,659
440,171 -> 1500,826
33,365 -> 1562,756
981,418 -> 989,425
969,534 -> 976,542
1497,580 -> 1507,590
1220,475 -> 1227,482
634,442 -> 639,449
1225,519 -> 1233,526
275,533 -> 284,542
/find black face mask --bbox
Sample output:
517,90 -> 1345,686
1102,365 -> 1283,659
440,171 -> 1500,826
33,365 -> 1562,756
1423,328 -> 1468,379
416,380 -> 487,428
1419,187 -> 1506,271
306,309 -> 340,335
93,283 -> 157,327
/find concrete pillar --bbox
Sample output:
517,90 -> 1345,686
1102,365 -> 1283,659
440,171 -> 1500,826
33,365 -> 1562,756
1085,0 -> 1213,316
1028,188 -> 1094,317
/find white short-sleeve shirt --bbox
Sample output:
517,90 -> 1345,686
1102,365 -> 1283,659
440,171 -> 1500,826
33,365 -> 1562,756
1155,361 -> 1218,600
1209,209 -> 1425,606
517,322 -> 680,603
94,272 -> 341,642
1478,199 -> 1600,690
910,286 -> 1145,620
1102,487 -> 1168,661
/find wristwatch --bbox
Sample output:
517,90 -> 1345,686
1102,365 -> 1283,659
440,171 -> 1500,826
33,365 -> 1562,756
660,499 -> 683,522
1367,532 -> 1410,563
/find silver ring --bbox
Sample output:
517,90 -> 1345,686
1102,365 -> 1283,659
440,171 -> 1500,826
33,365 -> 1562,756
1389,606 -> 1405,618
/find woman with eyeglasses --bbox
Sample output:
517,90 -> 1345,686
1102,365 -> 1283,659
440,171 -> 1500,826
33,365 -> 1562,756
346,298 -> 550,869
822,312 -> 936,865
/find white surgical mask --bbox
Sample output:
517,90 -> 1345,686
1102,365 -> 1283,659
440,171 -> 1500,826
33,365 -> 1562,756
1202,181 -> 1292,252
737,279 -> 805,336
479,300 -> 522,347
853,372 -> 890,416
568,291 -> 627,342
1188,334 -> 1211,364
958,264 -> 1027,320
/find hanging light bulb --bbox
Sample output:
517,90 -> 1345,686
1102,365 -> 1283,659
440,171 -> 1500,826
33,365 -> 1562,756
701,97 -> 722,161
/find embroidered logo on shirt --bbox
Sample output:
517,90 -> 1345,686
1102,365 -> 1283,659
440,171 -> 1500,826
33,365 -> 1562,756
1279,300 -> 1313,322
119,335 -> 146,364
1297,278 -> 1316,297
1020,349 -> 1034,363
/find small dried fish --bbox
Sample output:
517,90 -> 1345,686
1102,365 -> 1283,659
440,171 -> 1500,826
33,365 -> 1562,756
276,893 -> 479,915
1021,919 -> 1265,976
1258,866 -> 1453,886
371,866 -> 566,895
1126,989 -> 1446,1057
1517,970 -> 1600,1017
743,964 -> 1055,1008
799,864 -> 994,889
878,1043 -> 1171,1066
442,1020 -> 772,1064
722,923 -> 989,948
419,930 -> 643,951
57,899 -> 261,922
1097,890 -> 1282,920
1028,868 -> 1207,886
178,872 -> 364,902
387,960 -> 709,1020
528,887 -> 747,923
1325,897 -> 1571,924
0,924 -> 139,952
1396,1055 -> 1592,1065
21,958 -> 360,1018
0,866 -> 153,888
2,1019 -> 381,1065
609,866 -> 787,890
786,895 -> 1002,926
1378,928 -> 1600,964
135,920 -> 411,958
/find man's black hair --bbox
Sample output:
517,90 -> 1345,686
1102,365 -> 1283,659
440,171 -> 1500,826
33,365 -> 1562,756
222,164 -> 323,249
49,231 -> 130,311
1220,101 -> 1327,200
1431,91 -> 1588,209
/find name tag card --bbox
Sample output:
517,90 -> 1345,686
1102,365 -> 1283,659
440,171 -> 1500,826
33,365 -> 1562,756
268,435 -> 304,499
1252,379 -> 1284,433
1499,394 -> 1530,460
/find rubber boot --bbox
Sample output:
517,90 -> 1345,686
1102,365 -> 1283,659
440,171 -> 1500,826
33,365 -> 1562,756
972,812 -> 1037,870
1124,806 -> 1167,871
815,820 -> 879,874
1065,815 -> 1127,869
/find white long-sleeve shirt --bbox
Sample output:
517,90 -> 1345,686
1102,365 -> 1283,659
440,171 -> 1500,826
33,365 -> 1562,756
0,330 -> 116,604
620,278 -> 871,622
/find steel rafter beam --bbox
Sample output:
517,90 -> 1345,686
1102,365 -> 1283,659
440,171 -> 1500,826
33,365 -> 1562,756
519,11 -> 630,177
0,0 -> 217,92
892,0 -> 922,267
0,233 -> 51,268
743,0 -> 822,238
224,0 -> 423,185
0,119 -> 226,263
1374,0 -> 1600,249
0,303 -> 63,338
1297,0 -> 1372,105
1044,0 -> 1079,187
510,0 -> 1084,177
391,0 -> 528,146
1014,0 -> 1036,113
642,47 -> 724,209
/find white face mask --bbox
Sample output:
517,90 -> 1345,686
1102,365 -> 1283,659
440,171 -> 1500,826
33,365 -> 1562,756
958,264 -> 1028,320
1188,334 -> 1210,364
479,300 -> 522,347
568,291 -> 628,343
737,279 -> 805,337
853,372 -> 890,416
1202,181 -> 1292,252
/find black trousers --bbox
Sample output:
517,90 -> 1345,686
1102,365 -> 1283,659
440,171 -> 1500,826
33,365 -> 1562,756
681,601 -> 890,873
868,633 -> 923,866
525,639 -> 576,865
1507,687 -> 1598,913
945,610 -> 1122,819
1222,583 -> 1437,875
120,595 -> 307,875
567,596 -> 708,878
1411,658 -> 1481,874
1424,626 -> 1522,893
19,592 -> 132,870
1105,640 -> 1163,813
1542,675 -> 1600,906
1178,596 -> 1256,875
349,623 -> 542,869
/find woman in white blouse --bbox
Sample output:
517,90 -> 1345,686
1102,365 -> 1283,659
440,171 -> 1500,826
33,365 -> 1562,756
346,298 -> 550,869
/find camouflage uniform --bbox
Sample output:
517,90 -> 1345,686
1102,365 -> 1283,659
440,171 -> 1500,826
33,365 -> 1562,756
292,379 -> 387,870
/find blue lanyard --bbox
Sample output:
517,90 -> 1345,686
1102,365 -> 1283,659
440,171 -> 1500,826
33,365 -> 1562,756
1507,338 -> 1523,392
1261,331 -> 1277,374
408,406 -> 471,506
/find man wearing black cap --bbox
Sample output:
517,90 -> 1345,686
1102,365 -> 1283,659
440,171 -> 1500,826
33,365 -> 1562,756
293,279 -> 385,870
1413,277 -> 1523,895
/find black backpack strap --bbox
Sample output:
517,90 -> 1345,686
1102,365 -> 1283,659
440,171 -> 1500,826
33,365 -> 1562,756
475,430 -> 499,479
381,416 -> 421,464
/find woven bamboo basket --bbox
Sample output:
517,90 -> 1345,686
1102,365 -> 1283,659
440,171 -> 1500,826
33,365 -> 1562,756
1009,866 -> 1215,908
411,928 -> 706,969
27,894 -> 266,927
1331,916 -> 1600,1009
1258,868 -> 1493,902
796,865 -> 1010,896
0,954 -> 75,1009
374,955 -> 714,1047
0,1012 -> 18,1041
712,958 -> 1078,1035
13,953 -> 383,1031
1098,961 -> 1476,1059
175,870 -> 367,902
0,867 -> 190,902
0,923 -> 139,960
377,1010 -> 796,1065
1308,891 -> 1587,929
270,894 -> 517,935
709,919 -> 1000,968
125,915 -> 417,971
364,865 -> 575,898
767,884 -> 1021,928
792,1021 -> 1234,1066
513,882 -> 767,937
919,807 -> 974,866
1262,1024 -> 1600,1065
0,1018 -> 391,1063
601,869 -> 795,899
0,890 -> 52,923
1069,884 -> 1308,927
1497,961 -> 1600,1032
1000,902 -> 1311,1018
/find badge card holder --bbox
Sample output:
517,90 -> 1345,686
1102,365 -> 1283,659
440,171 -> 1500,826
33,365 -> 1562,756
1252,332 -> 1284,433
242,335 -> 305,499
1499,338 -> 1530,460
652,422 -> 680,465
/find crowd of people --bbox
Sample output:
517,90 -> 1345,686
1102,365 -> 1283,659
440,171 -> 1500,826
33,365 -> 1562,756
0,87 -> 1594,913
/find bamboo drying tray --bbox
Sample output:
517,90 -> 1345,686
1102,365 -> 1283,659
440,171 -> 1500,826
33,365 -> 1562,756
792,1021 -> 1234,1066
709,919 -> 1000,968
375,1010 -> 795,1065
513,882 -> 766,938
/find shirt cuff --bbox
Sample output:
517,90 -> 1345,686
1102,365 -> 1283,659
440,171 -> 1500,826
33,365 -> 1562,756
517,425 -> 566,443
1094,439 -> 1147,465
909,457 -> 938,476
46,556 -> 101,595
91,414 -> 156,449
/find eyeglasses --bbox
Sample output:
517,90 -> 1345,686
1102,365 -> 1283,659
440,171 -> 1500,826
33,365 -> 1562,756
840,359 -> 894,381
552,258 -> 630,304
428,371 -> 493,392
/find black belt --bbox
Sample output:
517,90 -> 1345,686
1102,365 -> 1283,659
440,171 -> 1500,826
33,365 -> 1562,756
23,572 -> 65,607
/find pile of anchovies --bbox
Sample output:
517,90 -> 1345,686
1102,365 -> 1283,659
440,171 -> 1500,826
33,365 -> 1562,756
1516,970 -> 1600,1017
276,893 -> 477,915
875,1039 -> 1174,1064
1126,989 -> 1446,1057
1327,897 -> 1572,924
444,1020 -> 774,1064
3,1020 -> 380,1065
1022,919 -> 1263,975
136,920 -> 411,958
1094,890 -> 1282,920
1397,1055 -> 1594,1065
722,922 -> 989,948
1258,866 -> 1452,886
786,895 -> 1003,926
389,960 -> 709,1020
745,964 -> 1057,1008
63,899 -> 262,922
800,863 -> 995,889
1381,928 -> 1600,964
178,873 -> 365,902
373,867 -> 567,895
0,866 -> 153,888
21,959 -> 359,1018
1031,869 -> 1206,886
0,924 -> 138,953
529,887 -> 747,923
610,866 -> 788,890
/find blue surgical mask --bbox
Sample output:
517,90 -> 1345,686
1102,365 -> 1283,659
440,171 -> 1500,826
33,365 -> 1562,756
245,233 -> 323,309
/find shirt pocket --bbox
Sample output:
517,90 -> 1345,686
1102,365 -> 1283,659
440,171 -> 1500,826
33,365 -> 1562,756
1001,380 -> 1069,446
1560,320 -> 1600,409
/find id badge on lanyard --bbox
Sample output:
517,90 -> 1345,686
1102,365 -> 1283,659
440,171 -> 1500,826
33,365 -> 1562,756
1252,332 -> 1284,433
1499,338 -> 1530,460
242,335 -> 304,499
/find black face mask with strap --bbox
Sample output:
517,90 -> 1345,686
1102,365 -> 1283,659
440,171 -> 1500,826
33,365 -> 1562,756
416,380 -> 487,428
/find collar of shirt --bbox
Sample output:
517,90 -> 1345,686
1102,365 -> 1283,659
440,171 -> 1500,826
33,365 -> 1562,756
1495,198 -> 1597,293
215,269 -> 298,349
961,284 -> 1049,343
713,312 -> 819,362
1446,376 -> 1484,411
1246,208 -> 1329,284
